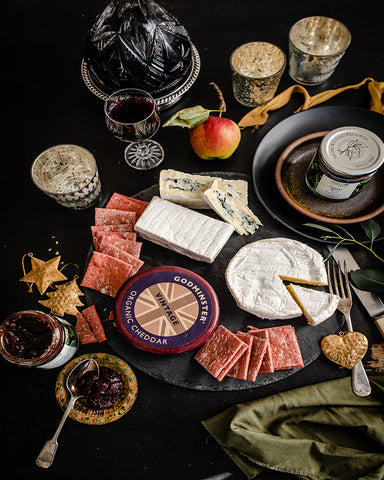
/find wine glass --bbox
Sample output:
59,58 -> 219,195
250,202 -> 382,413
104,88 -> 164,170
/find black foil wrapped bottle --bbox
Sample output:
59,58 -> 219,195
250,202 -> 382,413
83,0 -> 193,95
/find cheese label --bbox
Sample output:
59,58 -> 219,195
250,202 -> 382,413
114,267 -> 219,354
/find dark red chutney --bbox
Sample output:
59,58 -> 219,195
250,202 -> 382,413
2,315 -> 52,359
75,366 -> 125,409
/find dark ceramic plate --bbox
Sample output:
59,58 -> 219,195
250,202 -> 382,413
253,106 -> 384,242
275,131 -> 384,223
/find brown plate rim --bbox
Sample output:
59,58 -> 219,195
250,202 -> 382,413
55,352 -> 138,425
275,131 -> 384,224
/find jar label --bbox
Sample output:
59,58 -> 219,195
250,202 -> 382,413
315,175 -> 358,200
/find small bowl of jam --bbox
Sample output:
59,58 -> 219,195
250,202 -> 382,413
55,353 -> 138,425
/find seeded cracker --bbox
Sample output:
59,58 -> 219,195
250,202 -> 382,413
105,192 -> 148,218
194,325 -> 248,381
95,207 -> 136,226
93,231 -> 137,251
227,332 -> 253,380
97,235 -> 142,258
99,244 -> 144,277
81,251 -> 133,297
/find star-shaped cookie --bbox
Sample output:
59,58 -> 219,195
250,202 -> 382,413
20,255 -> 67,295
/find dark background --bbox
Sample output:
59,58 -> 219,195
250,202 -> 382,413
1,0 -> 384,479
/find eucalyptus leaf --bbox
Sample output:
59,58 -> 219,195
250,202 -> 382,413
163,106 -> 214,129
361,219 -> 381,241
304,223 -> 338,234
350,268 -> 384,293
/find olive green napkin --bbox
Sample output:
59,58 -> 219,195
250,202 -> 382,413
202,376 -> 384,479
238,77 -> 384,129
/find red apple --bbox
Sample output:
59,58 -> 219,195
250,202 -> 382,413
188,115 -> 241,160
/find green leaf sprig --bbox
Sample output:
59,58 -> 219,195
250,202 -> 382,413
163,82 -> 227,129
305,219 -> 384,293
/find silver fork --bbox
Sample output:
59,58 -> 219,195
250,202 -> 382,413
327,260 -> 371,397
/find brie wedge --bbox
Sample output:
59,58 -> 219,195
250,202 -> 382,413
286,284 -> 339,325
203,178 -> 261,234
159,169 -> 248,209
134,196 -> 234,263
225,238 -> 327,320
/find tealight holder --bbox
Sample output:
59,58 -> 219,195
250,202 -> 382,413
31,144 -> 101,209
230,41 -> 286,107
289,16 -> 351,85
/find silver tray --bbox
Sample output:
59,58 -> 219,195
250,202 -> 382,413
81,44 -> 201,110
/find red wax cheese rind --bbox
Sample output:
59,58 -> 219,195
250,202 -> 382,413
246,335 -> 268,382
75,312 -> 97,345
94,231 -> 137,250
248,325 -> 304,370
247,328 -> 274,373
95,208 -> 136,226
82,304 -> 106,342
81,251 -> 133,297
97,235 -> 142,258
99,244 -> 144,277
227,332 -> 253,380
114,266 -> 219,355
105,193 -> 148,218
194,325 -> 248,381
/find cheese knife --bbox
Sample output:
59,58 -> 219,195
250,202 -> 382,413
327,244 -> 384,338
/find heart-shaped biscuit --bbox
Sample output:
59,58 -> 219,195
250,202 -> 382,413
321,332 -> 368,369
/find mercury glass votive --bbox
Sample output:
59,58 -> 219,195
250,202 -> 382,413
230,42 -> 286,107
31,144 -> 102,210
289,16 -> 351,85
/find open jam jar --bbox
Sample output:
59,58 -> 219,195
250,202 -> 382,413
0,310 -> 79,369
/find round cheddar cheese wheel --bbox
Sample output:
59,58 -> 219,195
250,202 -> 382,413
225,238 -> 327,320
114,266 -> 219,354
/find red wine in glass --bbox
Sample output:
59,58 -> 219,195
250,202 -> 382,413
104,88 -> 164,170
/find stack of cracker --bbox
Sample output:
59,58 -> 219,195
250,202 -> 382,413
81,193 -> 147,297
194,324 -> 304,382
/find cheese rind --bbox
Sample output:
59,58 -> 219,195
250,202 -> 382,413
134,196 -> 234,263
225,238 -> 327,320
203,178 -> 261,235
286,284 -> 339,325
159,169 -> 248,209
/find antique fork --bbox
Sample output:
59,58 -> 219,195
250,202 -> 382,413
327,260 -> 371,397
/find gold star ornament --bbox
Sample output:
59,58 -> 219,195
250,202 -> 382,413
20,254 -> 68,295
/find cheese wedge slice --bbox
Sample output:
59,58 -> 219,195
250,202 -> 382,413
203,178 -> 261,235
159,169 -> 248,209
286,284 -> 339,325
225,238 -> 327,320
134,196 -> 234,263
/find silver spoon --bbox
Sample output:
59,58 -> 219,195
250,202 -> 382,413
36,358 -> 99,468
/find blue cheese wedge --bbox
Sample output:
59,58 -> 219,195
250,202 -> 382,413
134,196 -> 234,263
202,178 -> 261,235
159,169 -> 248,209
286,284 -> 339,325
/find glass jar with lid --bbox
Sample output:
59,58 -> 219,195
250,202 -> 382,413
305,126 -> 384,200
0,310 -> 79,369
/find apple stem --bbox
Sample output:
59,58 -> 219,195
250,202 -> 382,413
210,82 -> 226,117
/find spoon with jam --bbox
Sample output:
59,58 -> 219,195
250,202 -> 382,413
36,358 -> 99,468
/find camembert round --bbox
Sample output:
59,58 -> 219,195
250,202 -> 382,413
225,238 -> 327,320
114,266 -> 219,354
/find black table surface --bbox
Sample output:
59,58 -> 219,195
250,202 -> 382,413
2,1 -> 384,479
